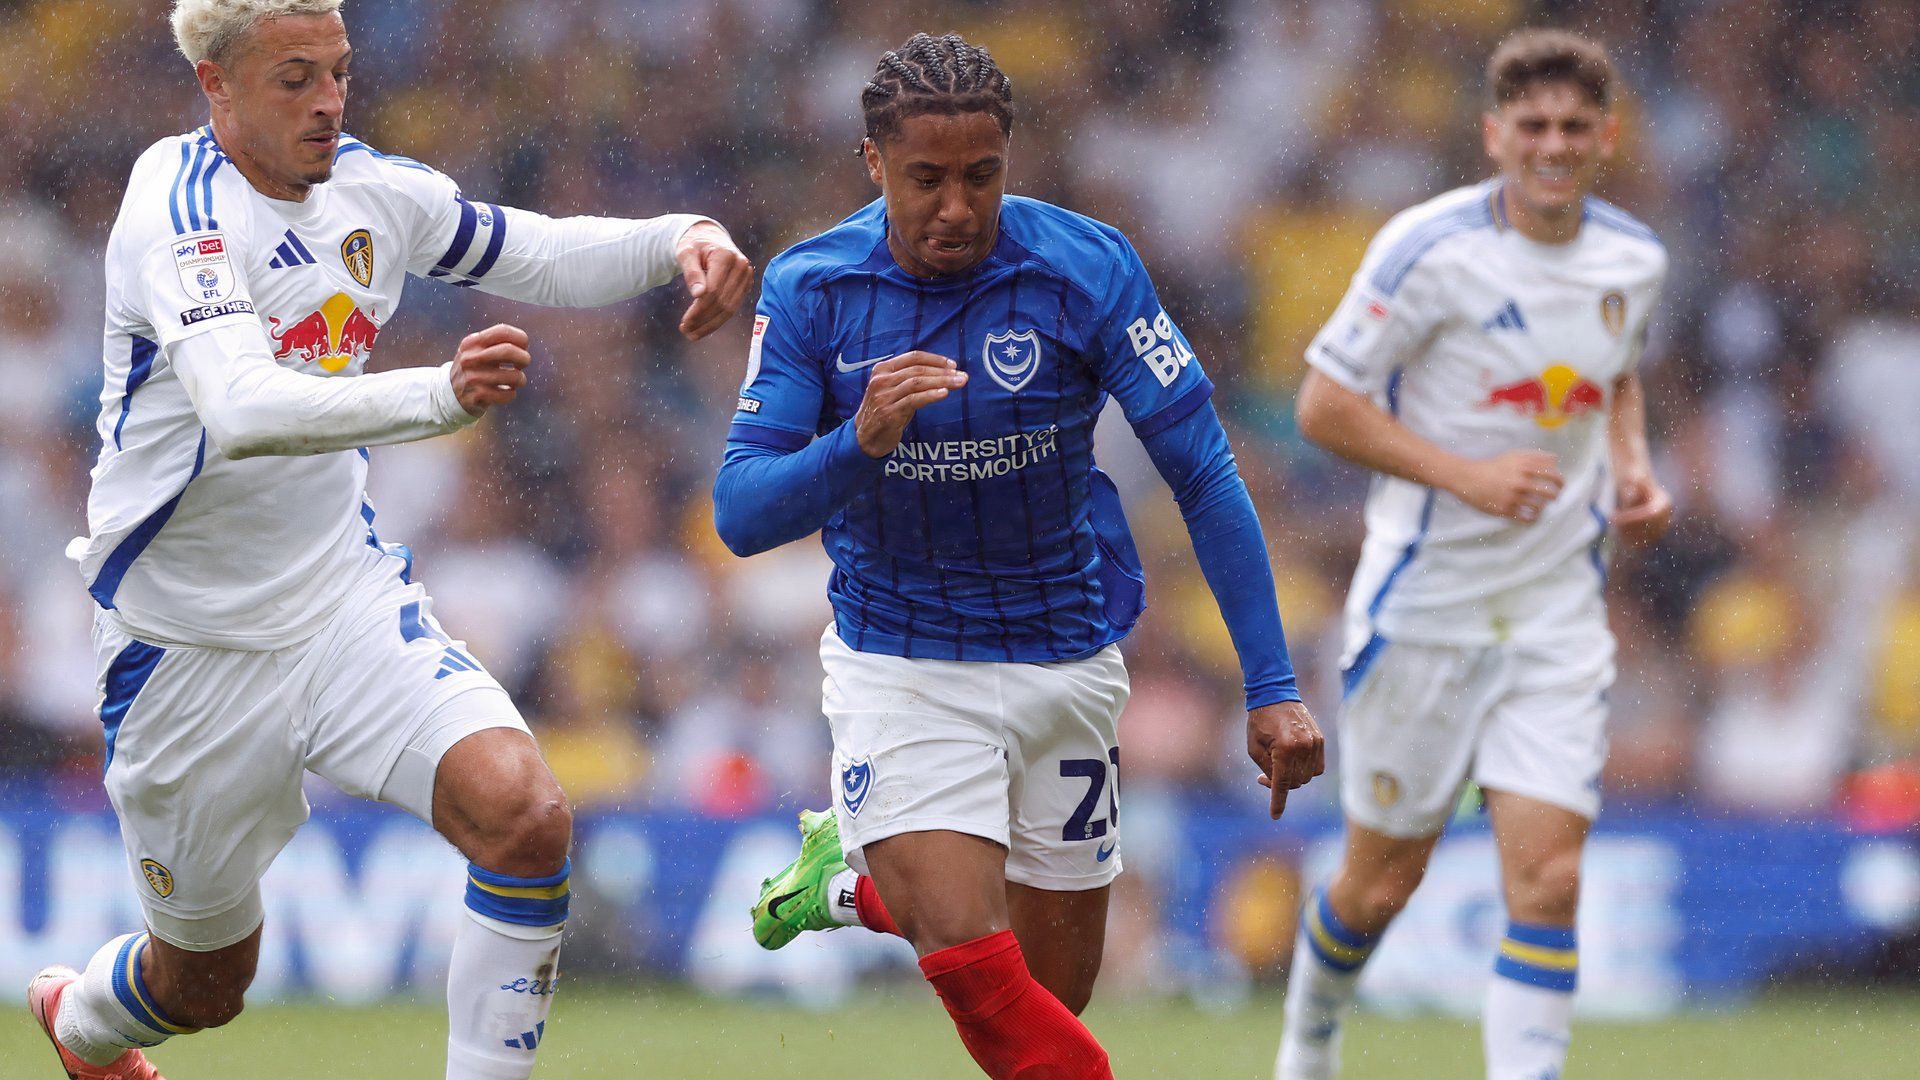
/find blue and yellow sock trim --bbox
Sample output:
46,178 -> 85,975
1493,921 -> 1578,992
1301,886 -> 1379,973
466,859 -> 571,928
111,933 -> 198,1038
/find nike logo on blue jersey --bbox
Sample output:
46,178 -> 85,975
1095,840 -> 1115,862
835,352 -> 894,373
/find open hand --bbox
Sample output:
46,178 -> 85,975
675,221 -> 754,342
450,323 -> 532,417
1248,700 -> 1325,820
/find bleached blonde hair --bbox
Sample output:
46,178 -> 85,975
171,0 -> 344,65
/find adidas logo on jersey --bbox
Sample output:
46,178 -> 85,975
1481,299 -> 1527,333
267,230 -> 319,270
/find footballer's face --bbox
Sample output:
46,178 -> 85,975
1483,80 -> 1617,221
866,111 -> 1009,278
199,13 -> 351,201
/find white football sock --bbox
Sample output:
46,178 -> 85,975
448,862 -> 568,1080
55,933 -> 192,1066
1276,887 -> 1380,1080
827,868 -> 863,927
1484,922 -> 1577,1080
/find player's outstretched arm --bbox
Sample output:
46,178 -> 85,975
714,353 -> 964,556
1607,372 -> 1672,545
171,322 -> 530,458
1297,369 -> 1564,524
425,204 -> 752,339
1139,400 -> 1324,819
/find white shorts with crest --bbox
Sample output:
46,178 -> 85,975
820,625 -> 1129,892
95,545 -> 527,951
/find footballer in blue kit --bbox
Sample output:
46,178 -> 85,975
715,34 -> 1323,1079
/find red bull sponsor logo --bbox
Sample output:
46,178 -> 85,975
1480,364 -> 1605,429
268,291 -> 380,373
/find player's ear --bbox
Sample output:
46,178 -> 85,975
1597,110 -> 1622,163
863,137 -> 884,188
196,58 -> 231,111
1481,110 -> 1503,165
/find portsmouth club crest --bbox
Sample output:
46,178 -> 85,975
341,228 -> 374,287
841,757 -> 873,818
982,328 -> 1042,392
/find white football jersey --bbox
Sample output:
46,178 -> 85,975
75,129 -> 534,649
1306,180 -> 1667,649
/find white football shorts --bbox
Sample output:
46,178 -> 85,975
1336,610 -> 1615,838
95,545 -> 528,951
820,624 -> 1129,891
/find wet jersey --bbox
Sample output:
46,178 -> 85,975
1306,181 -> 1667,648
74,128 -> 698,649
730,196 -> 1216,663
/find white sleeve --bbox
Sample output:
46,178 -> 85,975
1304,228 -> 1447,400
172,322 -> 478,460
448,205 -> 712,307
383,157 -> 711,306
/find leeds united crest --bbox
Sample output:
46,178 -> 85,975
342,228 -> 374,287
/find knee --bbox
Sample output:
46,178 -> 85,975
1507,848 -> 1581,923
1333,859 -> 1426,931
904,906 -> 1003,956
466,791 -> 573,877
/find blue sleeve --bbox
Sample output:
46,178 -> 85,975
713,260 -> 884,556
714,422 -> 884,557
1088,232 -> 1216,438
1141,400 -> 1301,710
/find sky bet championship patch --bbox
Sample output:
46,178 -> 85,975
173,231 -> 234,304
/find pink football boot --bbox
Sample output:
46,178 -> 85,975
26,967 -> 166,1079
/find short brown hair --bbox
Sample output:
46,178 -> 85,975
1487,29 -> 1615,109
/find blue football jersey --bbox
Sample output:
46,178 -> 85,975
729,196 -> 1214,663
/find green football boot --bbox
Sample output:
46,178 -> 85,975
751,809 -> 850,950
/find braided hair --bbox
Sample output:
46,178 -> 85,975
861,33 -> 1015,146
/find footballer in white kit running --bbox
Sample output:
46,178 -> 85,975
1275,29 -> 1671,1080
26,3 -> 752,1079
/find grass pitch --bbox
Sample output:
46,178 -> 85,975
7,986 -> 1916,1078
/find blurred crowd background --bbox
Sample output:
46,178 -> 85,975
3,0 -> 1919,836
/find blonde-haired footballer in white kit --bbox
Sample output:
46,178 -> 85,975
24,3 -> 752,1078
1275,29 -> 1670,1080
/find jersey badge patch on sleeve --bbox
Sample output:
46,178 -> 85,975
1125,309 -> 1193,387
173,232 -> 235,303
742,314 -> 769,388
983,328 -> 1042,392
342,228 -> 374,287
1328,291 -> 1393,363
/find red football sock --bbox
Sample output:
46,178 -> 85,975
918,929 -> 1112,1080
854,874 -> 901,937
